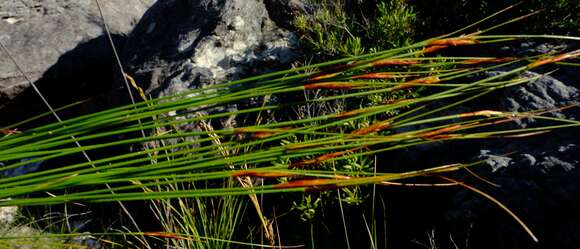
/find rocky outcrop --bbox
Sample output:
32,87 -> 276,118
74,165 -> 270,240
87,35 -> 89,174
0,0 -> 155,125
117,0 -> 304,131
121,0 -> 301,100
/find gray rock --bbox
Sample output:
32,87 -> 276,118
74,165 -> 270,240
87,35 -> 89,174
498,71 -> 579,128
478,150 -> 512,172
122,0 -> 301,100
118,0 -> 303,132
0,159 -> 43,177
0,203 -> 17,227
443,70 -> 580,248
0,0 -> 155,109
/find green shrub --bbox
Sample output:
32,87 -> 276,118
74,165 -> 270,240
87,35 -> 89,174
366,0 -> 417,52
294,0 -> 417,58
411,0 -> 579,37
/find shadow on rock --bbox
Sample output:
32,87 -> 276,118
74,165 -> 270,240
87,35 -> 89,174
0,34 -> 128,128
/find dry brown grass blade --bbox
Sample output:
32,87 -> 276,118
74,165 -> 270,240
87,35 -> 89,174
439,176 -> 539,242
463,167 -> 501,188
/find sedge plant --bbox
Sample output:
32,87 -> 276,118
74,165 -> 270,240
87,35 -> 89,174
0,8 -> 579,247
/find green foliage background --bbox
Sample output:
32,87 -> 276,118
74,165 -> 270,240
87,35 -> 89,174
294,0 -> 579,59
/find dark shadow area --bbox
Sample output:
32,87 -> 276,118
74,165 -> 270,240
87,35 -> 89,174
0,34 -> 128,128
0,32 -> 156,236
410,0 -> 579,38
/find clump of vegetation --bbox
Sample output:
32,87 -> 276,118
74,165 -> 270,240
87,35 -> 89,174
412,0 -> 579,37
295,0 -> 579,55
291,0 -> 423,226
293,0 -> 417,57
368,0 -> 417,51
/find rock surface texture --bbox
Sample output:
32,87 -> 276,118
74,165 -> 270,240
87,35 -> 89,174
118,0 -> 304,131
0,0 -> 155,124
121,0 -> 301,99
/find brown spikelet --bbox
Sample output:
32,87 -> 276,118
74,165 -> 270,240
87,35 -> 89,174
251,131 -> 277,139
427,37 -> 479,46
459,110 -> 505,118
422,45 -> 448,54
304,82 -> 359,90
370,59 -> 420,67
234,127 -> 291,140
351,72 -> 395,79
290,151 -> 348,168
418,124 -> 464,140
233,128 -> 252,134
528,50 -> 580,69
290,147 -> 364,168
309,72 -> 341,81
409,76 -> 440,84
316,151 -> 351,161
352,120 -> 392,135
460,57 -> 517,64
393,76 -> 440,90
1,128 -> 20,135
